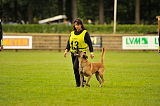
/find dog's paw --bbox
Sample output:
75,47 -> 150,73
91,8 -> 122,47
100,84 -> 103,87
79,84 -> 85,87
86,84 -> 90,87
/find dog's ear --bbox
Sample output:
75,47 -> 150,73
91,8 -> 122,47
83,55 -> 88,59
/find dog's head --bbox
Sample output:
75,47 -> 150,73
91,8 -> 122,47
82,54 -> 88,59
79,51 -> 88,60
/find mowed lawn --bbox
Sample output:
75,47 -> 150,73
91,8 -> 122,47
0,51 -> 160,106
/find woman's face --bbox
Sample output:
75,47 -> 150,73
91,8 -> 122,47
74,22 -> 82,31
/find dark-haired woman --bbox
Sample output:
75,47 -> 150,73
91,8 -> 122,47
64,18 -> 94,87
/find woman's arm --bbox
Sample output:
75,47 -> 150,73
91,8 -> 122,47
84,32 -> 94,58
64,39 -> 70,57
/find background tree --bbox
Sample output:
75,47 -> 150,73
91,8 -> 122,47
72,0 -> 77,22
1,0 -> 160,24
135,0 -> 140,24
77,0 -> 98,23
99,0 -> 104,24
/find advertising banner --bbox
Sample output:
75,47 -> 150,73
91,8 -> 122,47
91,36 -> 102,47
122,36 -> 159,49
3,36 -> 32,49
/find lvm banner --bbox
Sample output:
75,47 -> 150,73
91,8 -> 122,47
122,36 -> 159,50
3,36 -> 32,49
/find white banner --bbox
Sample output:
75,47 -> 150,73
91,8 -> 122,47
3,36 -> 32,49
91,36 -> 102,47
122,36 -> 159,49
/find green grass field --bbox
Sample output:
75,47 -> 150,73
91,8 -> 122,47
0,51 -> 160,106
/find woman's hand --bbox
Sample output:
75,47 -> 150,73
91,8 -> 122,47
64,49 -> 68,57
90,52 -> 94,59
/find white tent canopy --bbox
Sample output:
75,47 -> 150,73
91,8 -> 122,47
38,15 -> 67,24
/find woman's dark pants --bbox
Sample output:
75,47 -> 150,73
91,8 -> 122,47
71,53 -> 82,87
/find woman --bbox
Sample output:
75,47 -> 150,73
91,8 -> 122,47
64,18 -> 94,87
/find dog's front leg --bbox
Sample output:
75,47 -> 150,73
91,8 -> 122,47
80,72 -> 84,87
86,76 -> 92,87
79,67 -> 83,87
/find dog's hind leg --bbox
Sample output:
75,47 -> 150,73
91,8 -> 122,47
100,75 -> 104,85
99,74 -> 104,87
95,72 -> 102,86
100,73 -> 104,82
98,69 -> 105,87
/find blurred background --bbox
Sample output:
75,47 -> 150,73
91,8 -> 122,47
0,0 -> 160,25
0,0 -> 159,51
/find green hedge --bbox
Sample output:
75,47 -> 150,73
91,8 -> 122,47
2,24 -> 158,34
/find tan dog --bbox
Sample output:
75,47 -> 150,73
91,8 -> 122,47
78,48 -> 105,87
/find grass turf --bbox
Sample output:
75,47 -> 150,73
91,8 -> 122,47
0,51 -> 160,106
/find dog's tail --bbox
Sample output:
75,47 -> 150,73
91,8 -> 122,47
101,48 -> 105,63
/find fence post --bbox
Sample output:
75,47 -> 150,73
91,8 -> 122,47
156,16 -> 160,53
59,35 -> 61,52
